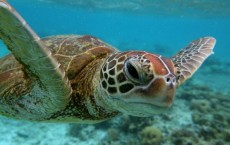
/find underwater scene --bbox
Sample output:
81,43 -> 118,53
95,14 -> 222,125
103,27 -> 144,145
0,0 -> 230,145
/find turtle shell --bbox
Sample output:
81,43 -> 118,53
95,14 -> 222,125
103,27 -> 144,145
0,35 -> 118,121
0,35 -> 117,77
42,35 -> 117,81
0,35 -> 117,99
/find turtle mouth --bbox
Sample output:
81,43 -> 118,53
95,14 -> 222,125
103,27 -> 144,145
112,97 -> 170,108
127,101 -> 172,113
110,97 -> 169,116
128,101 -> 168,108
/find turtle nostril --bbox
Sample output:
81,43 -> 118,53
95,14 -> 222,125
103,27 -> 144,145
165,74 -> 176,84
166,77 -> 170,82
173,78 -> 176,83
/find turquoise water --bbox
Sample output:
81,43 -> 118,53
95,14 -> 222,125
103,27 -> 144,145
1,0 -> 230,145
3,0 -> 230,60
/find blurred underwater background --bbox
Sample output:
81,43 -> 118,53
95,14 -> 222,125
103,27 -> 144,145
0,0 -> 230,145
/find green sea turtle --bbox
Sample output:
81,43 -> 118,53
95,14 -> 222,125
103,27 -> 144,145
0,1 -> 216,123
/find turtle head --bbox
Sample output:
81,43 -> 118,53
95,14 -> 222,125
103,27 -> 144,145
99,51 -> 176,117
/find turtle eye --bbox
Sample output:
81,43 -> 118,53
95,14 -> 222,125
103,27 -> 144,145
126,62 -> 139,80
124,60 -> 141,84
124,57 -> 154,84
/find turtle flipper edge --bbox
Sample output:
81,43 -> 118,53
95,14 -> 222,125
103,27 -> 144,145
0,1 -> 72,115
171,37 -> 216,87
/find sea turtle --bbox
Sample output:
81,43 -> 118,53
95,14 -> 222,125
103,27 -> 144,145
0,1 -> 216,123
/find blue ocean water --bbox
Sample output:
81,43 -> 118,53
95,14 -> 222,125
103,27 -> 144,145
0,0 -> 230,145
2,0 -> 230,60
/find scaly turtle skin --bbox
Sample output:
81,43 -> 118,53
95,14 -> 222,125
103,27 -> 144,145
0,1 -> 216,123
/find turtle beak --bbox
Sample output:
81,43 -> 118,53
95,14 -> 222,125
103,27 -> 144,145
138,75 -> 176,108
160,79 -> 176,107
154,80 -> 176,107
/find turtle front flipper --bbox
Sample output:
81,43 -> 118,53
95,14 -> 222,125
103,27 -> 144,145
0,1 -> 72,117
171,37 -> 216,87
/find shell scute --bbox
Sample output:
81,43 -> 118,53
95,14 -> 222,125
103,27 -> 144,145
42,35 -> 117,81
67,53 -> 93,80
54,55 -> 72,72
89,46 -> 115,58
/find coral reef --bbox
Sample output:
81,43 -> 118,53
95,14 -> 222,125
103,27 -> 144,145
117,115 -> 153,133
171,129 -> 198,145
139,126 -> 162,145
190,99 -> 211,113
107,128 -> 119,141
